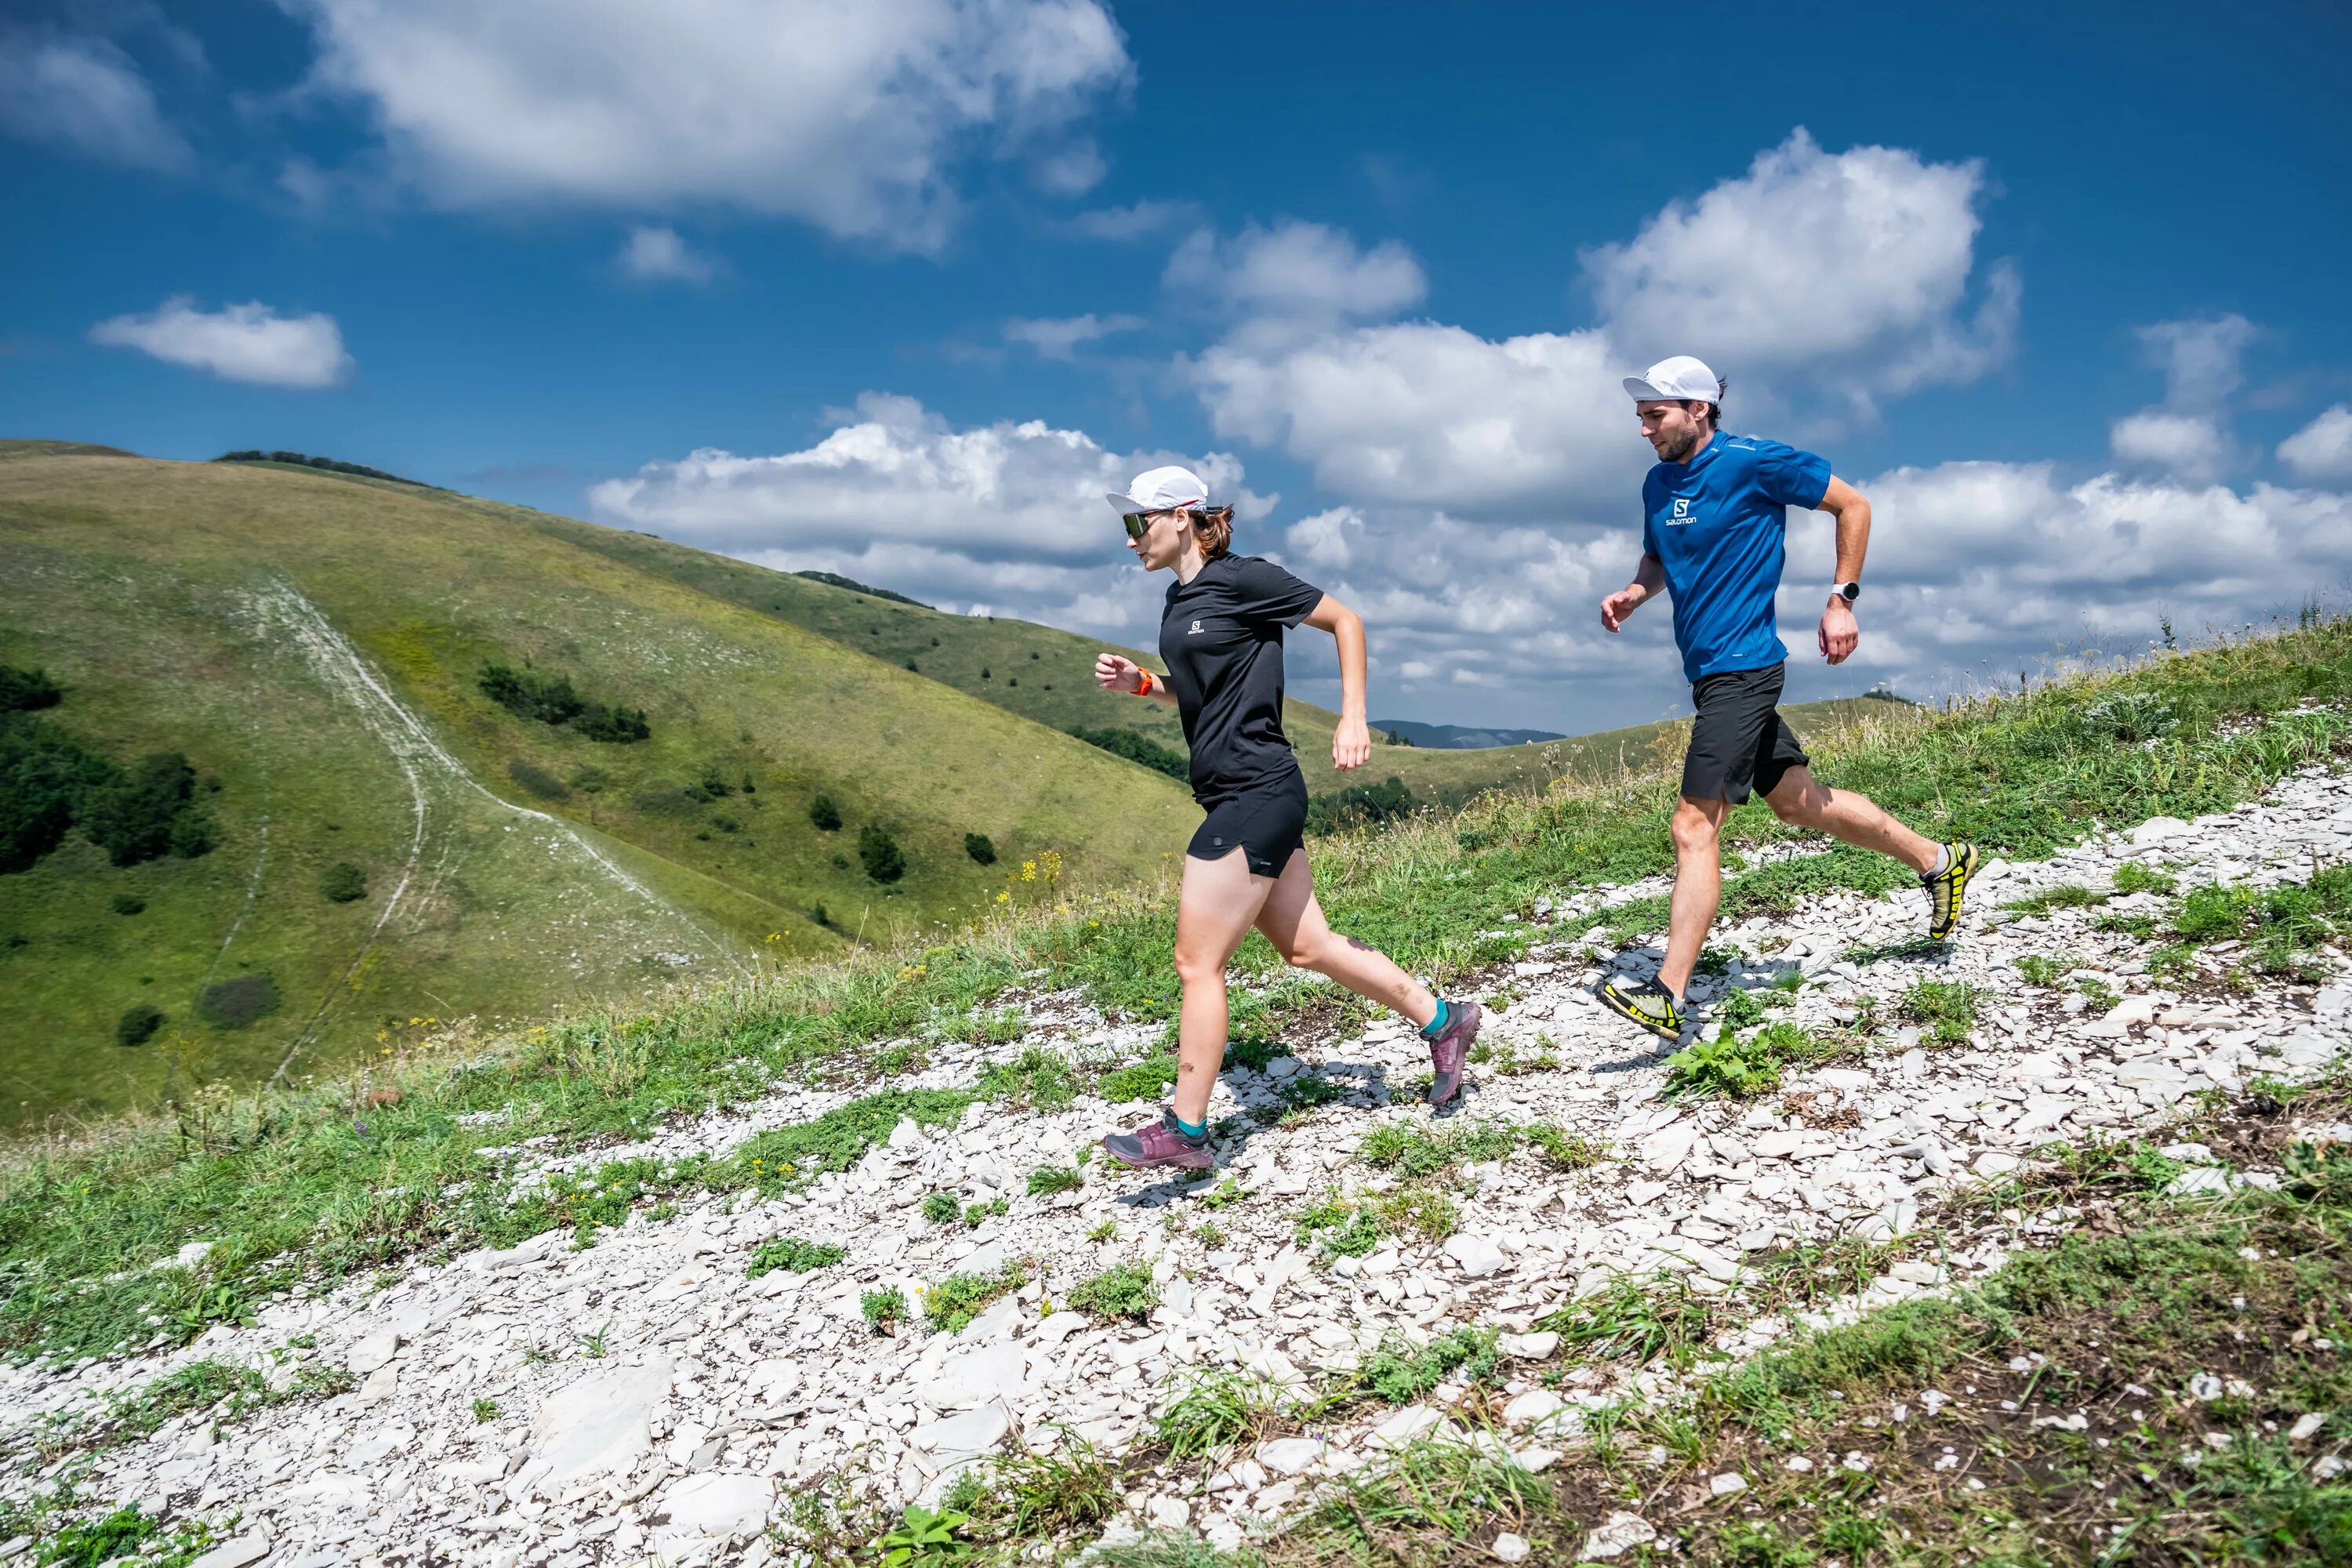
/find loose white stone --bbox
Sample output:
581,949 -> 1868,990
1709,1471 -> 1748,1496
1580,1512 -> 1659,1559
1443,1233 -> 1508,1278
1258,1437 -> 1323,1475
1491,1531 -> 1531,1563
659,1472 -> 773,1537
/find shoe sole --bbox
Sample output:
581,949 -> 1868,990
1928,845 -> 1980,941
1598,986 -> 1682,1044
1099,1138 -> 1213,1173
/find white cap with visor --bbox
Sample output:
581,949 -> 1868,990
1622,354 -> 1723,403
1105,465 -> 1212,517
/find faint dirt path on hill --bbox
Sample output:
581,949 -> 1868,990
244,582 -> 742,1082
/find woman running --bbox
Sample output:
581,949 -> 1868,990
1092,465 -> 1483,1172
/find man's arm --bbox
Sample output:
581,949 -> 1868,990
1815,476 -> 1869,664
1600,554 -> 1666,633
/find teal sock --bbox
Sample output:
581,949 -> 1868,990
1173,1113 -> 1208,1142
1418,997 -> 1450,1040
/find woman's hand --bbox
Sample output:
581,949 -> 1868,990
1333,715 -> 1371,771
1094,652 -> 1144,693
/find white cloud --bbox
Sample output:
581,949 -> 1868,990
1032,142 -> 1107,196
0,26 -> 191,171
588,395 -> 1265,646
618,226 -> 715,285
1193,320 -> 1637,517
2107,314 -> 2256,484
1165,220 -> 1426,330
2279,405 -> 2352,486
1583,129 -> 2017,410
287,0 -> 1131,248
1187,132 -> 2017,522
89,297 -> 352,387
1062,198 -> 1201,241
1003,312 -> 1144,359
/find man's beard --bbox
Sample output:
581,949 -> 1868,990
1657,426 -> 1702,463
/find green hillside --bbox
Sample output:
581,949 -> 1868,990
0,442 -> 1196,1122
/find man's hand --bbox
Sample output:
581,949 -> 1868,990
1333,716 -> 1371,771
1600,583 -> 1648,633
1094,652 -> 1144,693
1818,600 -> 1859,664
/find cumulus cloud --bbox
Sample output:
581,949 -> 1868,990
588,394 -> 1265,640
2107,315 -> 2256,485
1584,129 -> 2018,411
2279,405 -> 2352,486
1165,220 -> 1427,332
1004,312 -> 1144,359
89,298 -> 352,387
0,25 -> 191,171
617,226 -> 716,285
1187,132 -> 2017,524
286,0 -> 1131,248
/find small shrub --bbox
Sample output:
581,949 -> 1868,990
1356,1327 -> 1501,1404
862,1287 -> 907,1330
964,833 -> 996,865
196,973 -> 281,1029
1098,1054 -> 1178,1102
478,663 -> 583,725
471,1396 -> 500,1423
921,1192 -> 960,1225
922,1265 -> 1027,1334
2015,953 -> 2068,987
110,892 -> 145,915
1520,1124 -> 1609,1170
978,1045 -> 1078,1109
2112,861 -> 2177,896
81,752 -> 212,867
1026,1164 -> 1082,1196
0,664 -> 63,713
858,823 -> 906,883
1897,978 -> 1982,1044
574,703 -> 650,744
1066,1263 -> 1157,1321
115,1003 -> 164,1047
2174,884 -> 2255,942
808,795 -> 843,831
746,1236 -> 846,1278
319,861 -> 368,903
506,758 -> 569,800
1665,1031 -> 1782,1098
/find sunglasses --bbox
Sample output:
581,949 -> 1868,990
1120,512 -> 1156,539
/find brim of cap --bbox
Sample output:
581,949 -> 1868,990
1623,376 -> 1670,401
1105,492 -> 1142,514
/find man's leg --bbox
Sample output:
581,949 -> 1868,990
1656,793 -> 1728,1000
1762,765 -> 1937,873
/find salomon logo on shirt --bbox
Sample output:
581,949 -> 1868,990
1189,620 -> 1203,634
1667,497 -> 1695,525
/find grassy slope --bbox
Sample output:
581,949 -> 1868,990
485,501 -> 1893,808
2,611 -> 2347,1371
0,445 -> 1193,1120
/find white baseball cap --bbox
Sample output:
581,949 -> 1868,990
1105,464 -> 1212,516
1622,355 -> 1723,404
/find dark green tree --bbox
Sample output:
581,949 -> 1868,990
0,666 -> 62,713
858,823 -> 906,883
115,1004 -> 165,1047
320,862 -> 368,902
964,833 -> 996,866
808,795 -> 842,831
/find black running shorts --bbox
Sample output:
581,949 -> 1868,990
1682,662 -> 1810,805
1188,770 -> 1308,877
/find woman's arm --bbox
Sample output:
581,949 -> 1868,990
1301,594 -> 1370,770
1093,652 -> 1178,704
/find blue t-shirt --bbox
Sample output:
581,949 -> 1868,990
1641,433 -> 1833,684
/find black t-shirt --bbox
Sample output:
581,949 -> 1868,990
1158,554 -> 1325,800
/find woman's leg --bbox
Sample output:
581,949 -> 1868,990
1254,849 -> 1483,1106
1252,849 -> 1436,1026
1170,847 -> 1280,1126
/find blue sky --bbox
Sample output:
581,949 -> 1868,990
6,0 -> 2351,731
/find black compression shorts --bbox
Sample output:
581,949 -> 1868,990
1683,662 -> 1810,805
1188,770 -> 1308,877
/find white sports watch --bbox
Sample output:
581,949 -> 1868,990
1831,581 -> 1861,604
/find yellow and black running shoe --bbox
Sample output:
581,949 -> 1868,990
1599,976 -> 1686,1044
1922,840 -> 1980,940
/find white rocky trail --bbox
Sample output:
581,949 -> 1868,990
6,766 -> 2352,1568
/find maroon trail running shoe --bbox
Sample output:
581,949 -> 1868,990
1426,1000 -> 1483,1110
1101,1109 -> 1215,1171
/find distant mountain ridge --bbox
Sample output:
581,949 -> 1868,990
1374,718 -> 1570,750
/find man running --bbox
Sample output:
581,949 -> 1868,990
1595,356 -> 1977,1043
